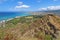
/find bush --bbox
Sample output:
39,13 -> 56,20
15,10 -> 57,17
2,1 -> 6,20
45,35 -> 53,40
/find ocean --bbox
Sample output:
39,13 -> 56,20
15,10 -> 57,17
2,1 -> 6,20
0,12 -> 30,21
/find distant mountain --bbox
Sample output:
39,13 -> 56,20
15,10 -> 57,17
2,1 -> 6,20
40,10 -> 60,15
29,10 -> 60,16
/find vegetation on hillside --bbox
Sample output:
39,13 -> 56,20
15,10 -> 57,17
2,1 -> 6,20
0,14 -> 60,40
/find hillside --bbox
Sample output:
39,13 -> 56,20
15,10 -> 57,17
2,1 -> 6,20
0,14 -> 60,40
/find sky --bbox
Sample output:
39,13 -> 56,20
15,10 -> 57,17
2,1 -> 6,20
0,0 -> 60,12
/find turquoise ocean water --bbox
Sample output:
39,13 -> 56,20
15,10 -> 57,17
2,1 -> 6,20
0,12 -> 30,21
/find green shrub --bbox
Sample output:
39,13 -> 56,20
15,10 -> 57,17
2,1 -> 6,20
45,35 -> 53,40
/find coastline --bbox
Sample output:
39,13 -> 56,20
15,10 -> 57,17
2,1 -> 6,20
0,16 -> 21,27
0,16 -> 21,23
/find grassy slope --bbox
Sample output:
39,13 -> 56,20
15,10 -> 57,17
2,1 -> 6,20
0,14 -> 60,40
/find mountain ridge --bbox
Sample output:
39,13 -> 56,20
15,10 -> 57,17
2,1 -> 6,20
0,14 -> 60,40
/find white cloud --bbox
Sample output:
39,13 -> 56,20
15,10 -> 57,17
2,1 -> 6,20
18,2 -> 23,5
15,5 -> 30,8
47,6 -> 60,10
9,1 -> 30,11
15,2 -> 30,9
39,6 -> 60,11
39,8 -> 47,11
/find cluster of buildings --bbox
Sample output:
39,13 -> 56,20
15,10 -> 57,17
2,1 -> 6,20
0,20 -> 6,27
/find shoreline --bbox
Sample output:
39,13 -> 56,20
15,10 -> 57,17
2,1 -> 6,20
0,16 -> 21,27
0,16 -> 21,23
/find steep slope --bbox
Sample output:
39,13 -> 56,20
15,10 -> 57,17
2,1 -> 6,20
0,14 -> 60,40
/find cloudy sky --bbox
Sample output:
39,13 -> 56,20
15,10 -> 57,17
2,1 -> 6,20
0,0 -> 60,12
